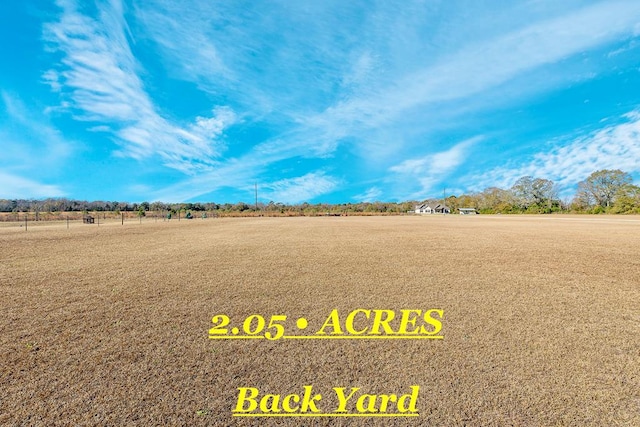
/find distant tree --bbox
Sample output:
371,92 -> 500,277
510,176 -> 557,212
234,202 -> 250,212
576,169 -> 632,208
0,199 -> 13,212
457,194 -> 479,211
478,187 -> 515,213
531,178 -> 557,207
41,198 -> 55,213
511,176 -> 535,209
89,200 -> 107,211
150,201 -> 166,212
611,184 -> 640,213
399,201 -> 416,213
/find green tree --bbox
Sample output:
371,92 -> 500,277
611,184 -> 640,213
479,187 -> 515,213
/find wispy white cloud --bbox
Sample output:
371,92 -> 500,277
156,167 -> 339,205
467,111 -> 640,195
607,39 -> 639,58
43,0 -> 236,173
0,91 -> 73,170
145,0 -> 640,182
260,172 -> 339,204
354,186 -> 383,203
150,157 -> 262,203
0,92 -> 70,199
306,1 -> 640,134
389,137 -> 481,199
0,172 -> 65,199
41,70 -> 62,92
133,1 -> 232,85
26,1 -> 640,202
124,1 -> 640,202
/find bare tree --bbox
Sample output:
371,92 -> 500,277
576,169 -> 632,208
511,176 -> 557,210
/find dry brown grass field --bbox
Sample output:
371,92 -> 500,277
1,215 -> 639,426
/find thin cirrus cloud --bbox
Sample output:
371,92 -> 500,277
3,1 -> 639,202
259,172 -> 340,205
0,172 -> 64,199
142,0 -> 640,201
468,111 -> 640,196
389,137 -> 481,200
305,0 -> 640,135
135,0 -> 364,111
42,0 -> 237,174
1,92 -> 73,165
0,92 -> 71,198
354,187 -> 383,203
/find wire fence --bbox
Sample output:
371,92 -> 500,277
0,210 -> 217,232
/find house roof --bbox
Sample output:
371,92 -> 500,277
415,203 -> 450,210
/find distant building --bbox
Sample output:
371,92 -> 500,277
415,203 -> 450,214
459,208 -> 478,215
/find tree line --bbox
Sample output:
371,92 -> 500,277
448,169 -> 639,214
1,169 -> 638,217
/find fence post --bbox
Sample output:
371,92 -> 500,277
121,212 -> 124,225
25,213 -> 27,231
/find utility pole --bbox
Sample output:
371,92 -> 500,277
443,187 -> 446,215
255,182 -> 258,212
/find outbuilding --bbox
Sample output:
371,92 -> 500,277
459,208 -> 477,215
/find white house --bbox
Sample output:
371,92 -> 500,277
459,208 -> 478,215
415,203 -> 450,214
414,203 -> 429,214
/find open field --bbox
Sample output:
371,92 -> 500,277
1,215 -> 639,426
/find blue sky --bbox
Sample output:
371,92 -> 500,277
2,1 -> 640,204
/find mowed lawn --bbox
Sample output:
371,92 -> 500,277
1,216 -> 639,426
